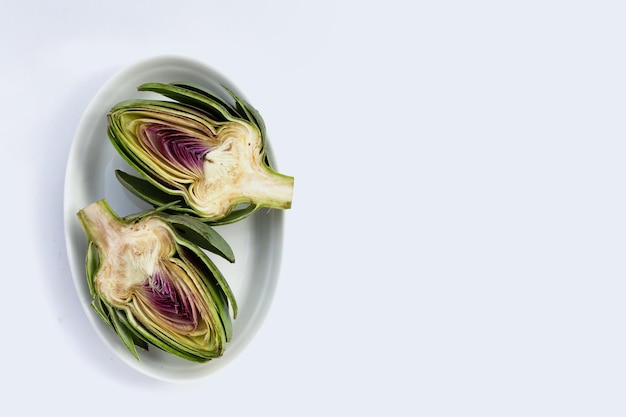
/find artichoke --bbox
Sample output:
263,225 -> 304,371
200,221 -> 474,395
108,82 -> 294,224
77,199 -> 238,362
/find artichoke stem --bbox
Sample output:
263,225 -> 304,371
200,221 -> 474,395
241,169 -> 294,210
77,200 -> 124,250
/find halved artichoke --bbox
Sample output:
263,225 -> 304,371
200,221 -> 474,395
108,82 -> 294,224
77,199 -> 238,362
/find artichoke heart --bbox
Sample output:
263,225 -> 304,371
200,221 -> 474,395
108,82 -> 294,224
77,199 -> 237,362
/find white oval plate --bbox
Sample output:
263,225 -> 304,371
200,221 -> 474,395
64,56 -> 284,382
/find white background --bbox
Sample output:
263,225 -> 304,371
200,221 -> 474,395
3,0 -> 626,415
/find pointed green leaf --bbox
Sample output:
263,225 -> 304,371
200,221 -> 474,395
85,241 -> 99,297
138,82 -> 237,121
210,203 -> 260,226
91,296 -> 113,329
114,312 -> 150,351
222,85 -> 267,137
115,170 -> 185,209
107,304 -> 141,360
166,214 -> 235,262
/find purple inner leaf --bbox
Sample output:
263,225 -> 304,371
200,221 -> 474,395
141,124 -> 212,179
145,269 -> 198,329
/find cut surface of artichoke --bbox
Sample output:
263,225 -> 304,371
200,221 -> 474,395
77,199 -> 236,362
108,82 -> 294,223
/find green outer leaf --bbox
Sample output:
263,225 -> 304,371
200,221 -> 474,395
87,242 -> 116,330
166,214 -> 235,263
91,296 -> 113,329
171,83 -> 234,107
115,170 -> 186,211
85,241 -> 99,297
221,85 -> 266,136
107,304 -> 141,360
123,200 -> 183,223
210,203 -> 260,225
139,82 -> 238,121
110,310 -> 149,353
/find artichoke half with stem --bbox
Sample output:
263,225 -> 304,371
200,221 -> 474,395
77,199 -> 238,362
108,82 -> 294,224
